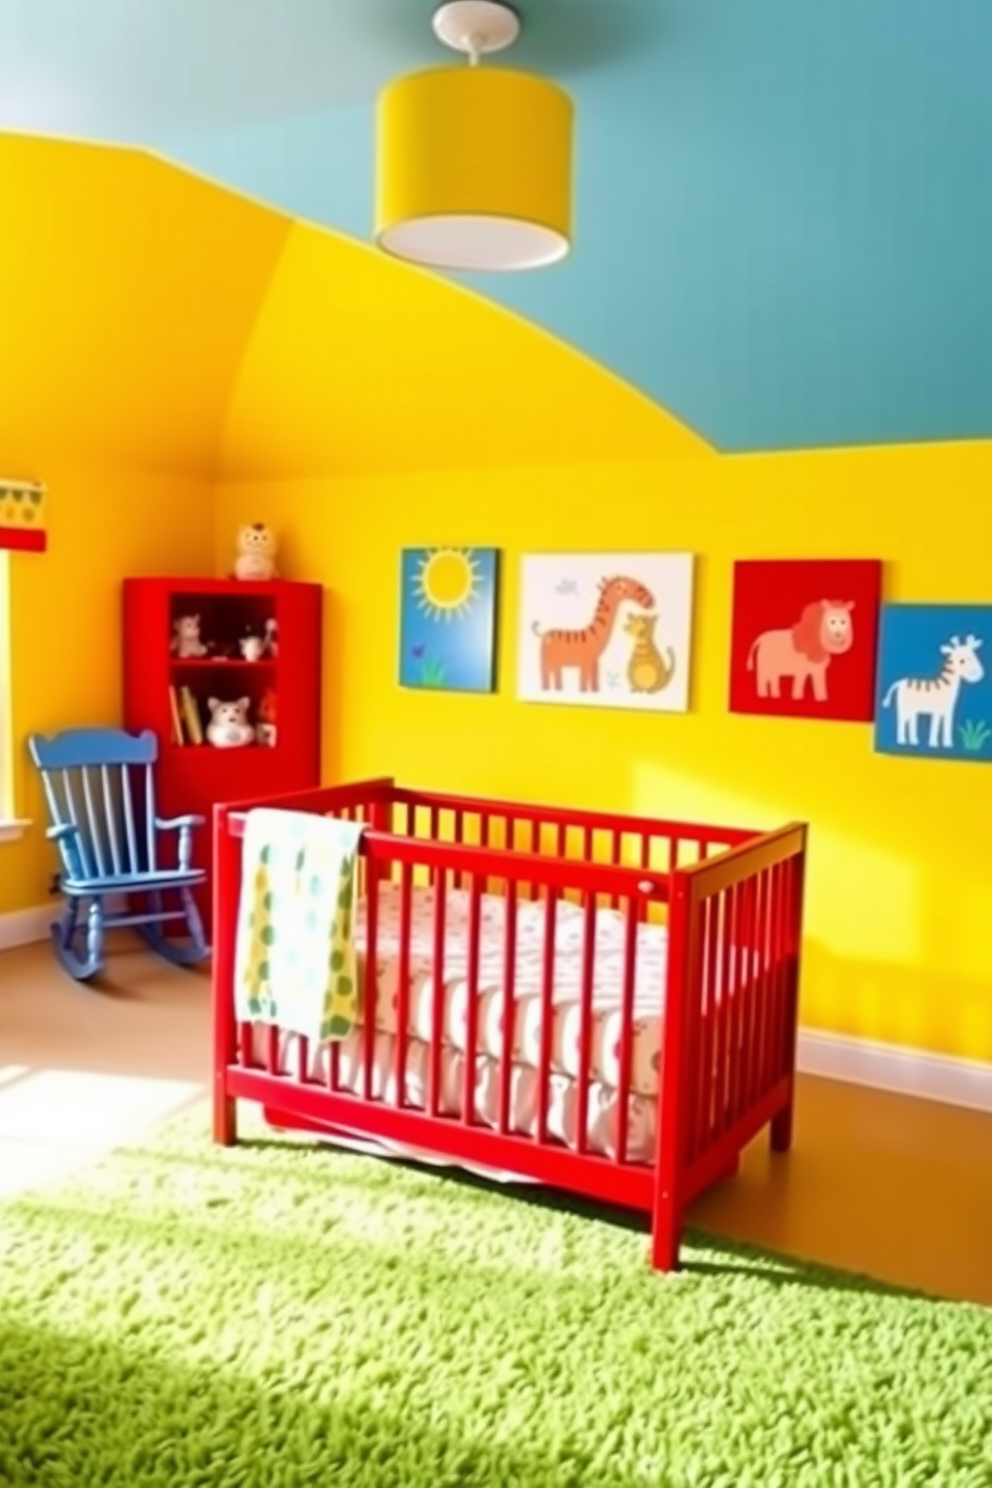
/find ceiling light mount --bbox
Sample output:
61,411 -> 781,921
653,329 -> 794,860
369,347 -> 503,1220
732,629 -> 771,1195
432,2 -> 521,63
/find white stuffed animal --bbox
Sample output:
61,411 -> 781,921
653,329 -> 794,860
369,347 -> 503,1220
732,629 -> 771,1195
171,614 -> 208,658
205,697 -> 255,749
233,523 -> 278,582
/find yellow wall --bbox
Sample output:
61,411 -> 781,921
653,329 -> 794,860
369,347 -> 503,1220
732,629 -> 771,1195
215,440 -> 992,1064
0,136 -> 284,912
1,459 -> 214,912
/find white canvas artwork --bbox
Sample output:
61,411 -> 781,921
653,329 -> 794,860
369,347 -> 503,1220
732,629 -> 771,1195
517,553 -> 695,711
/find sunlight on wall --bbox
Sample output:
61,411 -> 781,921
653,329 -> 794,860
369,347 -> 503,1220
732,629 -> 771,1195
631,759 -> 923,967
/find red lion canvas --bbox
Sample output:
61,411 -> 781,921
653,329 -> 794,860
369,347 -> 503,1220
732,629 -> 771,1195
729,560 -> 882,721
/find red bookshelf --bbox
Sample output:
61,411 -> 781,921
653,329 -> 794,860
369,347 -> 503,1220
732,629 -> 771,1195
123,577 -> 323,931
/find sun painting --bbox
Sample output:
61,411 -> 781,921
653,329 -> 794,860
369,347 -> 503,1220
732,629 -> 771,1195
400,547 -> 499,693
415,548 -> 482,622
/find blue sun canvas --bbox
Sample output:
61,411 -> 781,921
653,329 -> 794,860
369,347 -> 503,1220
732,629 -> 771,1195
399,547 -> 499,693
874,604 -> 992,764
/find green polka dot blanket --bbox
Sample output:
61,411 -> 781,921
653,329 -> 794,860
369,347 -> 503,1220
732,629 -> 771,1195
234,808 -> 365,1043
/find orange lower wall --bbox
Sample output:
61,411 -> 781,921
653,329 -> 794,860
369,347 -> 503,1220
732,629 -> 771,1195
1,459 -> 214,913
214,440 -> 992,1064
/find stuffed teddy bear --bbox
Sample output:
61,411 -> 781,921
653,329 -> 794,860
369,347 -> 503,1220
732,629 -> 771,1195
255,688 -> 277,748
205,697 -> 255,749
170,614 -> 208,658
233,523 -> 278,581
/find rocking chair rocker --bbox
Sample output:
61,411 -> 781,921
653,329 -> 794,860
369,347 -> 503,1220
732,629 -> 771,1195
28,727 -> 210,981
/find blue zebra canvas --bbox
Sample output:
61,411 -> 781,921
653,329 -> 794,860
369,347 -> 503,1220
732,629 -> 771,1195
874,604 -> 992,763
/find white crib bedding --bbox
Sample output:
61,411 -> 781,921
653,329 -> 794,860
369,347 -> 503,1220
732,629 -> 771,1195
255,1026 -> 657,1166
352,881 -> 668,1098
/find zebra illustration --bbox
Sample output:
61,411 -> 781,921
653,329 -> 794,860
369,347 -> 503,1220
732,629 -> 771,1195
882,633 -> 985,748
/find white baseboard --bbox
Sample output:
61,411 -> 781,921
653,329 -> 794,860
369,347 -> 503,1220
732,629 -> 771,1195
2,903 -> 990,1113
797,1029 -> 992,1114
0,904 -> 54,950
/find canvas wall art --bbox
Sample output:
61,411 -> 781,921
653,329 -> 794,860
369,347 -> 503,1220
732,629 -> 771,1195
399,547 -> 499,693
874,604 -> 991,763
729,559 -> 882,721
517,553 -> 694,711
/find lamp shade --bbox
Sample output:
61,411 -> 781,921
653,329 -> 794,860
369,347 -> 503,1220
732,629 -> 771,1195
375,66 -> 574,272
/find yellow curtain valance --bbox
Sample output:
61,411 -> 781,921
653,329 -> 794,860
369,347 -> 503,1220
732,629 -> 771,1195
0,480 -> 46,552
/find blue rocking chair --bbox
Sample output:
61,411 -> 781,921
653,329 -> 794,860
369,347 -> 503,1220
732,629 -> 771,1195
27,727 -> 210,981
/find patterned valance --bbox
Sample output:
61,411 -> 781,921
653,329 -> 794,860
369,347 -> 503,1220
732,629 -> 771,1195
0,480 -> 47,552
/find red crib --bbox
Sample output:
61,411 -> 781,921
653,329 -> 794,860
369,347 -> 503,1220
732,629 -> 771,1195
211,778 -> 807,1271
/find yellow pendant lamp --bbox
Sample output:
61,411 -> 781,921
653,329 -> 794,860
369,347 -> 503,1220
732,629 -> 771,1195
375,1 -> 574,272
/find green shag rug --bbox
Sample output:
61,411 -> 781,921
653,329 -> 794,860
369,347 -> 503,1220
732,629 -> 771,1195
1,1109 -> 990,1488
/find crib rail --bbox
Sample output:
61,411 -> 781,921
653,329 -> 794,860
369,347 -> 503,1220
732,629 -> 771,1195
212,779 -> 807,1273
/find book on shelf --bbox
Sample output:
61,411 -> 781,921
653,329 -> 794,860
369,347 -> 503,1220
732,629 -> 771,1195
168,685 -> 185,746
179,685 -> 204,746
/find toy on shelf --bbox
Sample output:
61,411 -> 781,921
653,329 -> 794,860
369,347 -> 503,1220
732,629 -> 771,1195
205,697 -> 255,748
263,617 -> 278,658
233,523 -> 279,582
171,613 -> 209,658
239,631 -> 266,662
256,687 -> 277,747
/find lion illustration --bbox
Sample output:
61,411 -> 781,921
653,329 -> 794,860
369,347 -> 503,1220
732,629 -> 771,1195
747,599 -> 855,702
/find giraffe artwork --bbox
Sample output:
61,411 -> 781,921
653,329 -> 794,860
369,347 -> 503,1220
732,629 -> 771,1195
874,604 -> 992,764
518,553 -> 695,712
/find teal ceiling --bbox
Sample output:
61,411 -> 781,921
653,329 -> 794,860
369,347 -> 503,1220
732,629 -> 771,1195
2,0 -> 990,452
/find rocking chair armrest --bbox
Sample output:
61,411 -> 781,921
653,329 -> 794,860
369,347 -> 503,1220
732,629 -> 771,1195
155,814 -> 206,832
156,814 -> 204,874
46,822 -> 82,844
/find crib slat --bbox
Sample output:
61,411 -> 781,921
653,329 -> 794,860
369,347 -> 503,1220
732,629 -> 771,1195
638,834 -> 651,921
668,836 -> 680,875
713,888 -> 733,1139
738,876 -> 759,1118
497,882 -> 518,1135
266,1025 -> 280,1076
394,861 -> 413,1109
757,866 -> 776,1098
535,888 -> 559,1145
725,882 -> 744,1125
239,1022 -> 254,1069
297,1035 -> 310,1085
575,892 -> 596,1156
697,892 -> 722,1157
462,873 -> 483,1125
429,865 -> 447,1117
749,869 -> 771,1108
763,864 -> 782,1091
453,811 -> 465,889
615,896 -> 638,1165
610,830 -> 622,909
362,871 -> 380,1102
527,818 -> 539,901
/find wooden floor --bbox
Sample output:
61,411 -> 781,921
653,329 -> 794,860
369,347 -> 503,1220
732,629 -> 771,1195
2,937 -> 990,1307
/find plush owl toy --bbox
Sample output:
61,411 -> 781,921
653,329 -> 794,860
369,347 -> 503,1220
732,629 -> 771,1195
233,523 -> 278,581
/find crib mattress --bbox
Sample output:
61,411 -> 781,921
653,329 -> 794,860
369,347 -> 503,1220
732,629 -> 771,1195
353,881 -> 668,1099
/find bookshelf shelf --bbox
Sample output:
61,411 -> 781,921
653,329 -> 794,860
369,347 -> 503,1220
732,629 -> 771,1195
170,659 -> 277,671
123,577 -> 323,929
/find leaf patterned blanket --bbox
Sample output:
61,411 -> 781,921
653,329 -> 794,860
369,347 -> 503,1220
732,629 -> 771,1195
234,808 -> 365,1043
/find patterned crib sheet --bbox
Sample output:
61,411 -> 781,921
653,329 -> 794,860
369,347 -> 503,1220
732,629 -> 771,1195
354,882 -> 668,1098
